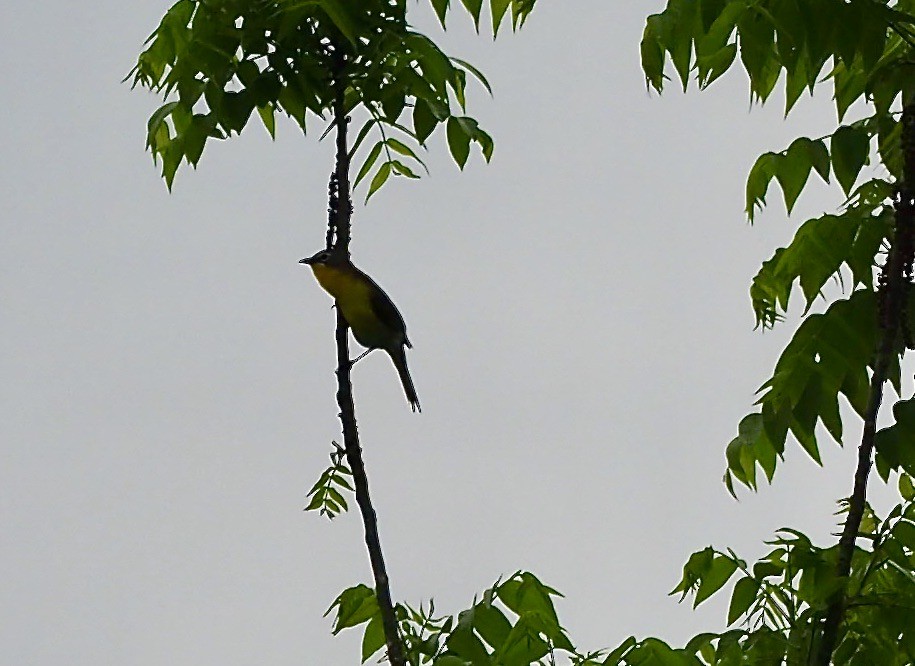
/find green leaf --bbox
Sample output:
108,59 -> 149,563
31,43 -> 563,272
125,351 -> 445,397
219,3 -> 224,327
162,140 -> 183,191
832,60 -> 866,122
893,520 -> 915,552
738,7 -> 779,102
147,101 -> 179,149
644,0 -> 699,91
220,90 -> 256,135
857,2 -> 889,74
605,636 -> 637,663
868,61 -> 915,119
672,547 -> 714,599
684,632 -> 718,659
831,125 -> 871,196
366,161 -> 392,202
697,43 -> 737,88
495,615 -> 551,664
745,152 -> 779,220
670,1 -> 698,90
391,160 -> 421,179
509,0 -> 536,30
236,59 -> 260,87
325,486 -> 348,511
361,614 -> 385,663
326,585 -> 379,634
460,0 -> 484,30
877,115 -> 903,181
386,138 -> 429,173
354,141 -> 384,188
451,116 -> 492,163
170,103 -> 192,135
182,114 -> 213,166
725,412 -> 780,490
304,493 -> 325,512
452,57 -> 493,96
446,619 -> 490,663
412,98 -> 438,144
409,34 -> 455,95
783,56 -> 808,116
805,138 -> 830,183
641,22 -> 666,92
900,474 -> 915,501
349,119 -> 376,159
447,116 -> 471,168
278,85 -> 307,130
491,0 -> 511,36
727,576 -> 759,625
497,572 -> 561,625
699,0 -> 744,50
696,1 -> 745,89
472,603 -> 511,649
694,554 -> 738,607
256,104 -> 276,139
775,139 -> 814,214
430,0 -> 449,27
875,399 -> 915,480
476,126 -> 494,162
380,89 -> 407,123
318,0 -> 357,45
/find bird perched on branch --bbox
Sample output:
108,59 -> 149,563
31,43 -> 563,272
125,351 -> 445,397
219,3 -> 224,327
299,249 -> 420,412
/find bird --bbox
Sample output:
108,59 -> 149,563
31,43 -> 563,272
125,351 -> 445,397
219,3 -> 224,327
299,248 -> 420,412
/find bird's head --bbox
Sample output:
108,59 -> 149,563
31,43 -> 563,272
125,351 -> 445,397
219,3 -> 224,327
299,248 -> 344,267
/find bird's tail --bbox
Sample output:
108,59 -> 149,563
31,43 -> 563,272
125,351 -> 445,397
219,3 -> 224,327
390,345 -> 421,413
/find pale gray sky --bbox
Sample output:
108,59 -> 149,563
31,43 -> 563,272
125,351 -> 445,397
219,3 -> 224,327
1,1 -> 900,664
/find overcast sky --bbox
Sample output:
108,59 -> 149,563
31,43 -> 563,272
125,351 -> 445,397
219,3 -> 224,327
1,1 -> 905,664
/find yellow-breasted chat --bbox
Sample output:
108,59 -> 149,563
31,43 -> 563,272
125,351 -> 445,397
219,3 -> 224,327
299,249 -> 420,412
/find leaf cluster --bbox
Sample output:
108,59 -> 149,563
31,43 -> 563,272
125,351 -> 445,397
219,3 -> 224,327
129,0 -> 518,191
641,0 -> 915,112
324,487 -> 915,665
427,0 -> 536,36
647,482 -> 915,665
305,442 -> 353,519
723,286 -> 915,493
641,0 -> 915,492
327,571 -> 581,665
749,177 -> 893,328
638,11 -> 915,664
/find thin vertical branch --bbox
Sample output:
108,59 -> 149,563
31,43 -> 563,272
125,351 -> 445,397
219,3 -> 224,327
814,101 -> 915,665
327,48 -> 406,666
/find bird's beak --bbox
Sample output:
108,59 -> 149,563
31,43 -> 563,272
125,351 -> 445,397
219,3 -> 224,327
299,257 -> 313,265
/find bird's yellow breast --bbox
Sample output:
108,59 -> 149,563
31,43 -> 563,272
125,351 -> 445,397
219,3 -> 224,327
310,264 -> 390,348
311,264 -> 368,303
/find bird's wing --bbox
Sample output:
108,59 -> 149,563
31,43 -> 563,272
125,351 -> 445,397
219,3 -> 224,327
363,273 -> 409,345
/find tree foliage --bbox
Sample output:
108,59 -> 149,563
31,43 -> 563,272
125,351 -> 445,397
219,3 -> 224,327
129,0 -> 535,193
328,572 -> 585,666
626,0 -> 915,664
323,475 -> 915,664
641,0 -> 915,489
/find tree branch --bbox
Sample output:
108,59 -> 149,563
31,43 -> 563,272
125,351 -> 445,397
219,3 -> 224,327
815,100 -> 915,666
328,48 -> 406,666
